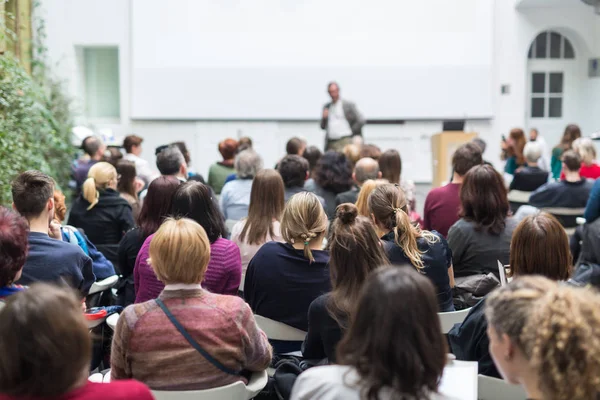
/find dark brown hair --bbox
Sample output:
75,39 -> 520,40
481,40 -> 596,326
509,212 -> 571,280
0,283 -> 91,397
278,155 -> 310,188
378,149 -> 402,184
219,138 -> 238,161
359,144 -> 382,160
138,176 -> 181,239
171,141 -> 191,165
123,135 -> 143,153
506,128 -> 527,165
11,170 -> 55,219
314,151 -> 353,194
116,160 -> 137,199
562,150 -> 582,172
337,267 -> 447,400
0,207 -> 29,287
302,146 -> 322,176
240,169 -> 285,245
453,142 -> 483,176
555,124 -> 582,152
286,137 -> 305,155
460,165 -> 509,235
328,204 -> 389,328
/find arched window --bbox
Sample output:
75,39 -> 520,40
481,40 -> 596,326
528,31 -> 575,59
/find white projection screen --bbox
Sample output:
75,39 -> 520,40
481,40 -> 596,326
131,0 -> 494,120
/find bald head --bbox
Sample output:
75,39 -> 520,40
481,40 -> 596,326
354,157 -> 381,184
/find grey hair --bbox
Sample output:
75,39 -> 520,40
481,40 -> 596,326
235,149 -> 263,179
156,146 -> 185,176
354,158 -> 380,184
523,141 -> 542,163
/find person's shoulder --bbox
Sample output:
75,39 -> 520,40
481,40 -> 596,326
310,293 -> 330,312
449,218 -> 472,231
257,240 -> 285,254
213,237 -> 238,251
230,220 -> 246,240
293,365 -> 358,400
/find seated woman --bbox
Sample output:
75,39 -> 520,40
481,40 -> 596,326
291,267 -> 450,400
231,169 -> 285,275
135,181 -> 241,302
68,162 -> 135,265
354,179 -> 387,217
208,138 -> 238,194
485,276 -> 600,399
0,283 -> 153,399
0,207 -> 28,303
116,160 -> 142,220
560,137 -> 600,180
220,149 -> 263,221
112,218 -> 271,390
378,149 -> 421,224
448,165 -> 518,279
244,192 -> 330,353
448,212 -> 572,378
118,176 -> 181,306
302,204 -> 388,362
370,184 -> 455,312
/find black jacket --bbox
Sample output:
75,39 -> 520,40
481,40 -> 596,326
67,189 -> 135,246
334,186 -> 359,206
509,166 -> 548,192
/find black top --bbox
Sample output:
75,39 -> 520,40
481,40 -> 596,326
244,242 -> 330,352
334,186 -> 359,206
68,188 -> 135,245
529,179 -> 594,227
17,232 -> 95,296
509,166 -> 549,192
117,227 -> 145,279
381,231 -> 454,312
302,294 -> 344,363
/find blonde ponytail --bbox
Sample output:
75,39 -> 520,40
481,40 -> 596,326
393,208 -> 424,269
83,162 -> 118,211
300,232 -> 317,263
82,177 -> 99,210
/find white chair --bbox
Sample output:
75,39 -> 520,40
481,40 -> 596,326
151,370 -> 268,400
541,207 -> 586,236
88,275 -> 119,296
507,190 -> 532,204
106,313 -> 120,330
438,308 -> 471,334
478,375 -> 527,400
253,315 -> 307,342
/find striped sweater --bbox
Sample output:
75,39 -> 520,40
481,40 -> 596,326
134,235 -> 242,303
111,288 -> 272,390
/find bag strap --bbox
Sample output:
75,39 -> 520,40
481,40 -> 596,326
155,298 -> 240,376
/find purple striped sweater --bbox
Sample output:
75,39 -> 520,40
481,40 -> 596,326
133,235 -> 242,303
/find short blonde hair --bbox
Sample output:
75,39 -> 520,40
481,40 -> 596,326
83,162 -> 117,210
280,192 -> 327,262
355,179 -> 388,217
574,137 -> 597,166
149,218 -> 211,284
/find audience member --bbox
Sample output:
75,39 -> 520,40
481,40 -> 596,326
509,141 -> 549,192
423,142 -> 482,237
220,149 -> 263,221
286,137 -> 307,156
335,157 -> 380,206
278,155 -> 326,207
320,82 -> 365,151
0,207 -> 28,302
471,137 -> 492,166
302,204 -> 388,362
566,137 -> 600,180
291,267 -> 449,400
106,146 -> 124,165
116,160 -> 142,220
370,184 -> 455,312
208,138 -> 238,194
528,128 -> 550,171
244,192 -> 330,353
73,135 -> 106,190
551,124 -> 581,180
231,169 -> 285,274
584,177 -> 600,223
68,162 -> 135,264
117,176 -> 181,306
112,218 -> 271,389
135,181 -> 241,302
156,145 -> 188,181
529,150 -> 593,226
359,143 -> 381,160
0,284 -> 153,400
53,191 -> 115,281
485,277 -> 600,400
354,179 -> 387,217
123,134 -> 157,184
302,145 -> 323,180
449,212 -> 571,378
378,149 -> 420,223
501,128 -> 527,175
238,136 -> 253,152
342,144 -> 361,166
448,165 -> 517,278
304,151 -> 353,219
12,171 -> 94,295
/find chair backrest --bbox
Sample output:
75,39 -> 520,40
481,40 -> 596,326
88,275 -> 119,295
477,375 -> 527,400
507,190 -> 532,204
254,315 -> 307,341
541,207 -> 586,216
438,308 -> 471,334
152,381 -> 247,400
106,313 -> 120,331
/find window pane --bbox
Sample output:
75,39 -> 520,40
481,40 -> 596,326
535,32 -> 547,58
550,32 -> 561,58
564,39 -> 575,59
549,73 -> 563,93
549,98 -> 562,118
528,44 -> 534,59
83,47 -> 121,118
531,98 -> 545,118
532,73 -> 546,94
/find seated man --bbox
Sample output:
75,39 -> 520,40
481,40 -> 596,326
509,141 -> 549,192
12,171 -> 95,295
423,142 -> 482,237
278,155 -> 326,207
335,157 -> 381,206
529,150 -> 593,226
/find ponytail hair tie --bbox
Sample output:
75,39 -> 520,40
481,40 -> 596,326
392,208 -> 402,214
304,240 -> 310,246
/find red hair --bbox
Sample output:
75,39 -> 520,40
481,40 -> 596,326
218,139 -> 238,161
0,207 -> 29,287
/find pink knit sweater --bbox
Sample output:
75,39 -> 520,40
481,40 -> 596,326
134,235 -> 242,303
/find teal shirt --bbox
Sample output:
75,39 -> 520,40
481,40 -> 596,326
551,147 -> 563,180
504,156 -> 523,175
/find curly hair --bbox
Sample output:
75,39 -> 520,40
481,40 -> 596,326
313,151 -> 353,194
0,207 -> 29,287
486,276 -> 600,400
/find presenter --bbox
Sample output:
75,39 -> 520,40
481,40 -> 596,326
320,82 -> 365,151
